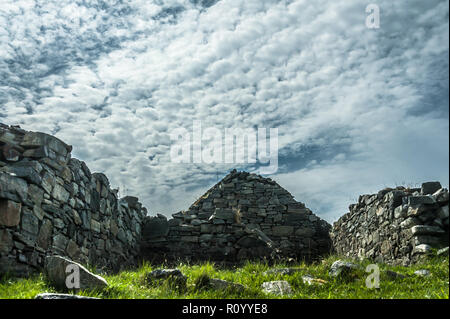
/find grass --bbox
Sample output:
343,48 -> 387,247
0,254 -> 448,299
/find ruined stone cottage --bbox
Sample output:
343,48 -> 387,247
1,123 -> 448,277
141,170 -> 332,263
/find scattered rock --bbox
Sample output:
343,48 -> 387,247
302,275 -> 327,285
264,268 -> 304,276
261,280 -> 293,296
44,255 -> 108,291
35,293 -> 99,299
414,269 -> 431,277
437,247 -> 449,256
146,269 -> 187,289
329,260 -> 361,278
413,244 -> 433,254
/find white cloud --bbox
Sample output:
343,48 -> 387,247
1,0 -> 448,222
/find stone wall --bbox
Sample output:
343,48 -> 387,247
0,124 -> 147,276
141,170 -> 332,264
331,182 -> 449,266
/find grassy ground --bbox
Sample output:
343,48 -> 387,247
0,254 -> 448,299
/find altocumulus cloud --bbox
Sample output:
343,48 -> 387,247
0,0 -> 448,222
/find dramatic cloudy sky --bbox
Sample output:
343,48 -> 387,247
1,0 -> 448,222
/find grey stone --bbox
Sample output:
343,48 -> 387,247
302,275 -> 326,285
44,255 -> 108,290
421,182 -> 442,195
394,205 -> 407,219
329,260 -> 361,277
408,196 -> 436,206
272,226 -> 294,236
35,293 -> 99,299
400,217 -> 421,229
37,219 -> 53,250
0,229 -> 13,254
90,219 -> 101,233
437,247 -> 449,256
5,165 -> 42,185
0,199 -> 21,226
0,172 -> 28,202
52,234 -> 69,253
411,225 -> 444,236
414,269 -> 431,277
21,209 -> 39,240
439,206 -> 449,219
146,269 -> 187,289
52,184 -> 70,202
295,227 -> 315,237
432,188 -> 449,203
413,244 -> 432,254
264,268 -> 303,276
261,281 -> 293,296
236,235 -> 266,248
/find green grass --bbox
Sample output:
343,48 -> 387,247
0,254 -> 448,299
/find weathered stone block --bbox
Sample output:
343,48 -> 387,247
44,256 -> 107,291
52,184 -> 70,203
272,226 -> 294,236
0,229 -> 13,254
37,219 -> 53,250
0,199 -> 21,226
421,182 -> 442,195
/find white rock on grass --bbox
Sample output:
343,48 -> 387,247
414,269 -> 431,277
44,255 -> 108,291
35,293 -> 99,299
261,280 -> 293,296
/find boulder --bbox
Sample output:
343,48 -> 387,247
329,260 -> 361,278
44,255 -> 108,291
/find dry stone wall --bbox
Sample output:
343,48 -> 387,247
141,170 -> 332,264
331,182 -> 449,265
2,123 -> 447,276
0,124 -> 147,277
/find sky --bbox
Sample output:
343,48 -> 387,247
1,0 -> 448,223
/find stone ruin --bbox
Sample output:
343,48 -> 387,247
1,123 -> 448,277
0,123 -> 146,277
141,169 -> 332,263
331,182 -> 449,265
